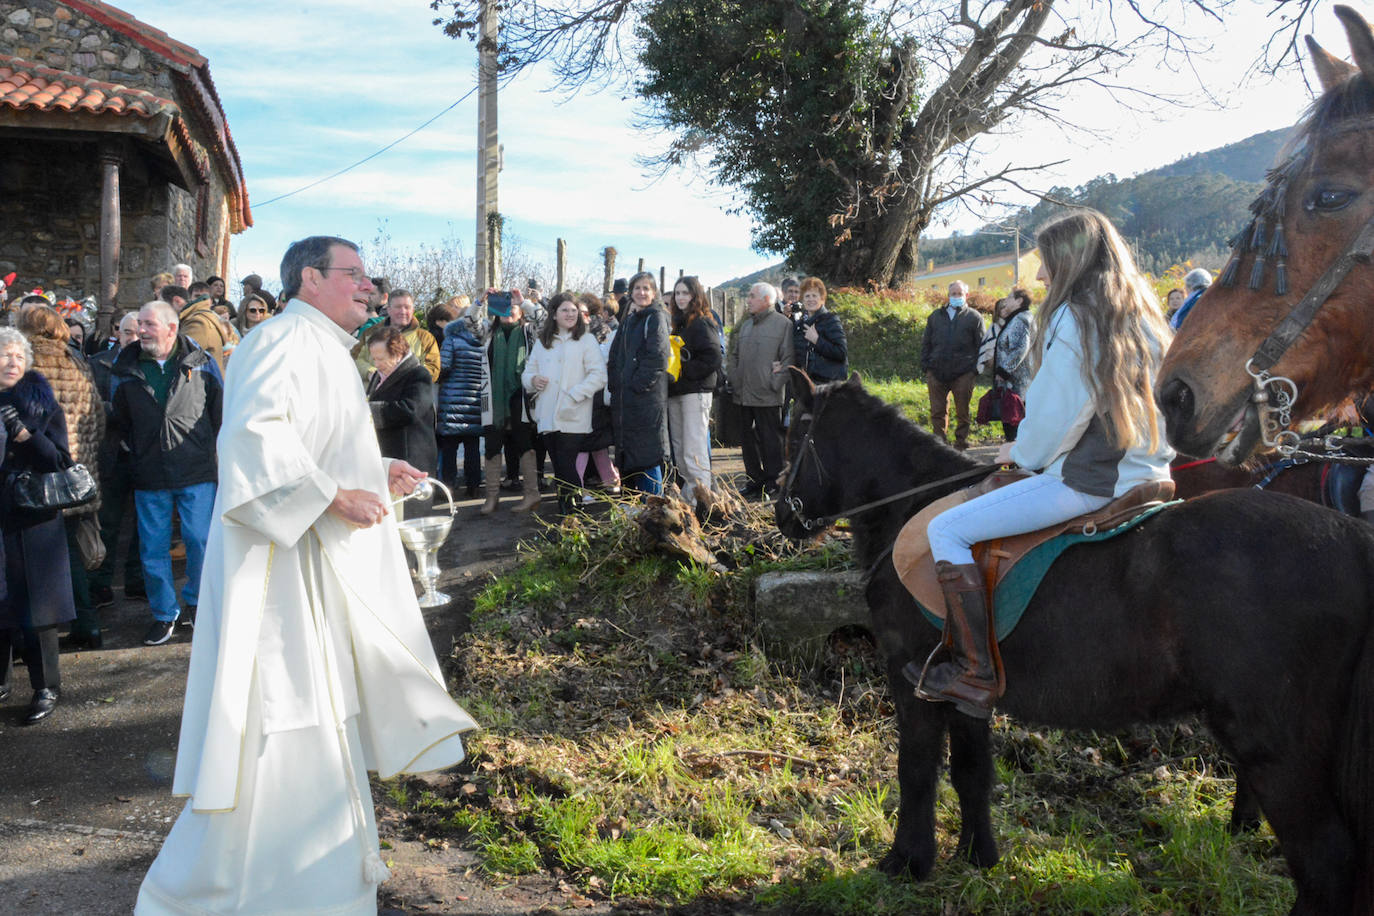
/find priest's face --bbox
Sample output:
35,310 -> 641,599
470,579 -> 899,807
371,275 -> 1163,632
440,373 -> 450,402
308,245 -> 373,332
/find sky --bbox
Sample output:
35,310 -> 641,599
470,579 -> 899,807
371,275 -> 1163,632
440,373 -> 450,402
107,0 -> 1355,291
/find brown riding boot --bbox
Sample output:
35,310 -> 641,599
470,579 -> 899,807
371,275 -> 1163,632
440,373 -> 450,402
513,451 -> 542,512
480,457 -> 503,515
912,561 -> 1005,718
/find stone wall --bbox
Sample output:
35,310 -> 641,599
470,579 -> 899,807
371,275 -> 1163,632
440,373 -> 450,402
0,0 -> 173,96
0,138 -> 218,310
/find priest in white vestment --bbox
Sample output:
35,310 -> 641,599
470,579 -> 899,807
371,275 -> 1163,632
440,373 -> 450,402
137,236 -> 477,915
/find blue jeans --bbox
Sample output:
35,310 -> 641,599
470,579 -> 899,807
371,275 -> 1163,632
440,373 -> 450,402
135,483 -> 216,623
623,464 -> 664,496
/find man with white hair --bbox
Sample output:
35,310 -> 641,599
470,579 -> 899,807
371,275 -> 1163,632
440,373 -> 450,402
171,263 -> 193,290
729,282 -> 794,498
1167,267 -> 1214,331
921,280 -> 985,450
110,301 -> 222,646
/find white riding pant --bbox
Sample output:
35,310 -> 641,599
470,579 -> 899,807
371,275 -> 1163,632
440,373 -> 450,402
927,472 -> 1112,566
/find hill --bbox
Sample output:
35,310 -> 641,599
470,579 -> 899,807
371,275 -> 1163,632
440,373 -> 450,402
718,126 -> 1294,289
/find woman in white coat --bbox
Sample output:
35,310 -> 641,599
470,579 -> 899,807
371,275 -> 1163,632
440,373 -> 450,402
522,294 -> 608,514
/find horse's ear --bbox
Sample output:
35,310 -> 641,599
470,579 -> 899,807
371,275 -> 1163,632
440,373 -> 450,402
1334,5 -> 1374,88
1308,33 -> 1358,92
787,365 -> 817,407
846,370 -> 864,389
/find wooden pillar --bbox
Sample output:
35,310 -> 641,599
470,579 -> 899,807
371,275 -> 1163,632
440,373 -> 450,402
658,266 -> 665,295
555,238 -> 567,293
602,246 -> 616,296
98,144 -> 122,339
637,257 -> 644,273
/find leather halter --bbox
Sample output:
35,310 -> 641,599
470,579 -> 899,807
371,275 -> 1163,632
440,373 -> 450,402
778,389 -> 995,531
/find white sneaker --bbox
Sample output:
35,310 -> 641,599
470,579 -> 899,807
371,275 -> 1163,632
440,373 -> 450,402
581,492 -> 596,505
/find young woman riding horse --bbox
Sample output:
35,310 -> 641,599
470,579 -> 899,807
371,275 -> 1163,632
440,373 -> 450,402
913,209 -> 1174,718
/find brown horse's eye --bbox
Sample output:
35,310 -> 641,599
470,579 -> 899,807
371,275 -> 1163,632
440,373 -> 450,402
1304,187 -> 1359,212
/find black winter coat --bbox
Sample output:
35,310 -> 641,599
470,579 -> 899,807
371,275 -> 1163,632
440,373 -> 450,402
368,355 -> 438,476
110,337 -> 223,491
0,372 -> 74,629
792,307 -> 848,382
607,304 -> 671,471
668,313 -> 722,397
921,306 -> 985,383
437,322 -> 485,437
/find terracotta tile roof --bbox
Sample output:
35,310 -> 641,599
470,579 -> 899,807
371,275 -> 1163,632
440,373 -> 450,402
0,54 -> 178,119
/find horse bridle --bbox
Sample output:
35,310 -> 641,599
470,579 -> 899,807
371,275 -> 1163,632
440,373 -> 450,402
779,389 -> 996,531
1219,129 -> 1374,456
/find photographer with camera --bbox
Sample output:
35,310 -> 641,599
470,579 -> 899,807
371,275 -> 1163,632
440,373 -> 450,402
791,277 -> 847,384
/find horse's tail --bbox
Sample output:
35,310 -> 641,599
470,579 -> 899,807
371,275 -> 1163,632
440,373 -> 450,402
1338,623 -> 1374,912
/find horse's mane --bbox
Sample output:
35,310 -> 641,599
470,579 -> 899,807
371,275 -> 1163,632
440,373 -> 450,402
1290,73 -> 1374,157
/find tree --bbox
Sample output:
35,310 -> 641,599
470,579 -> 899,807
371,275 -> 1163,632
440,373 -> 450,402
430,0 -> 1262,287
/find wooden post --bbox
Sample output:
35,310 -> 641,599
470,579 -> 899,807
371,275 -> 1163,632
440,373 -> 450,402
475,0 -> 500,289
98,143 -> 122,339
602,246 -> 616,296
555,238 -> 567,293
679,268 -> 684,278
637,257 -> 644,273
658,266 -> 665,295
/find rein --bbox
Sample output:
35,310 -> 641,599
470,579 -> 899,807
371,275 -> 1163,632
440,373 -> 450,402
779,390 -> 998,531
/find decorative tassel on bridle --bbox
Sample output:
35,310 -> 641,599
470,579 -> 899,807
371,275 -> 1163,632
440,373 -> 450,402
1220,153 -> 1301,296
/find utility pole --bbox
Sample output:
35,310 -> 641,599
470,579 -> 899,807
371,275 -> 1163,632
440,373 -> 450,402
475,0 -> 500,290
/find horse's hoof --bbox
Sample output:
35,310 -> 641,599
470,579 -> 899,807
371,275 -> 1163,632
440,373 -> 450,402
878,847 -> 933,880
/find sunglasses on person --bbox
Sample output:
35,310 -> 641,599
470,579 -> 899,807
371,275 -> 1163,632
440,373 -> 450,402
247,307 -> 267,314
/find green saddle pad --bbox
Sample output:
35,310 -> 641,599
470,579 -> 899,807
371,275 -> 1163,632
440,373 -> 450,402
918,500 -> 1181,640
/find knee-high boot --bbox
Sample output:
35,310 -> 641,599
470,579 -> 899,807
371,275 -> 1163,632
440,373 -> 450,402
480,456 -> 504,515
907,561 -> 1004,718
513,451 -> 542,512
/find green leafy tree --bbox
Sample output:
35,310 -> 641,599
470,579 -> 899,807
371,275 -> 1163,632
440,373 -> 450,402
431,0 -> 1290,287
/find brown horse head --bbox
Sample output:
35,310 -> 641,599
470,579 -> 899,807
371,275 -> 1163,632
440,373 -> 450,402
1158,5 -> 1374,462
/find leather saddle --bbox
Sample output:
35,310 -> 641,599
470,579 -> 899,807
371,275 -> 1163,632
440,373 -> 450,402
892,469 -> 1177,621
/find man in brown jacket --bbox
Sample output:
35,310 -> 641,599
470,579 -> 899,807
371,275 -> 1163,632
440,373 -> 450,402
174,281 -> 231,372
728,282 -> 794,499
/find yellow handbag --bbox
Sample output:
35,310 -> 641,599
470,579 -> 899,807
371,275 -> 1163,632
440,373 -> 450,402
667,335 -> 685,381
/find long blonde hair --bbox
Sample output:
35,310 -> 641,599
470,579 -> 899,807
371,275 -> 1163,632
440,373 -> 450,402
1030,209 -> 1172,451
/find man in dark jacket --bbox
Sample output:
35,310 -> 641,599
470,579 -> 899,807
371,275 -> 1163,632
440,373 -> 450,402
110,301 -> 223,646
88,313 -> 145,607
920,281 -> 985,450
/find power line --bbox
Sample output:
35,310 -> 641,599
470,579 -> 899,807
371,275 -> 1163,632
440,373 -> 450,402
253,87 -> 479,209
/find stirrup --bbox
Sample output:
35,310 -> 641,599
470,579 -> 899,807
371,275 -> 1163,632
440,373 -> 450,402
910,642 -> 954,704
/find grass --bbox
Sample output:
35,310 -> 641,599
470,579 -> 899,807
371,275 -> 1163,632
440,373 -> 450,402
865,375 -> 1003,445
378,469 -> 1294,915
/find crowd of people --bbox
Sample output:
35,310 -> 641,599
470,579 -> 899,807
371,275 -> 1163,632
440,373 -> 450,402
0,235 -> 1096,730
0,259 -> 866,726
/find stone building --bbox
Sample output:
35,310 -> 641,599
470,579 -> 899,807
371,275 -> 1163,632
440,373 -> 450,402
0,0 -> 250,333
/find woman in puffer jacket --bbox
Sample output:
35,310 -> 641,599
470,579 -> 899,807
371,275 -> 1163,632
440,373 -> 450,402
437,305 -> 488,498
17,306 -> 104,649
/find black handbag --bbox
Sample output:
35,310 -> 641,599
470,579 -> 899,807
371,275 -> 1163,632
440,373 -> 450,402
9,461 -> 98,512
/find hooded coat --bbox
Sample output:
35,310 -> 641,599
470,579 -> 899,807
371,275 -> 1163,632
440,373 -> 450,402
606,303 -> 671,471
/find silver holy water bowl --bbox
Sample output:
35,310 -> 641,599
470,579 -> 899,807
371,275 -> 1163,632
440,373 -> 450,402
395,479 -> 457,607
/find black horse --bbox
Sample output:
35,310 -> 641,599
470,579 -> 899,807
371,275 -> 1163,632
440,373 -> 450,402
774,374 -> 1374,916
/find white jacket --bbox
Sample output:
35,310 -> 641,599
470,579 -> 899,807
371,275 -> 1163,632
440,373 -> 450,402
521,330 -> 607,434
1009,305 -> 1174,497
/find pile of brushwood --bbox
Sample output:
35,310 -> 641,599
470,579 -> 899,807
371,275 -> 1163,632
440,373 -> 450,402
379,496 -> 1295,915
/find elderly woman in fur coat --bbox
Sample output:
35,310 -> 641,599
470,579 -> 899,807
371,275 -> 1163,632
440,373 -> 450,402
18,306 -> 105,648
0,326 -> 78,724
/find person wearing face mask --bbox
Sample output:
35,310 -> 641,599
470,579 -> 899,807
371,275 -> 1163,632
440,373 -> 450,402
920,281 -> 985,450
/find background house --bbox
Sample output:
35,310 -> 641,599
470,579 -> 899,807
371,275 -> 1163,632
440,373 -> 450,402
0,0 -> 249,334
